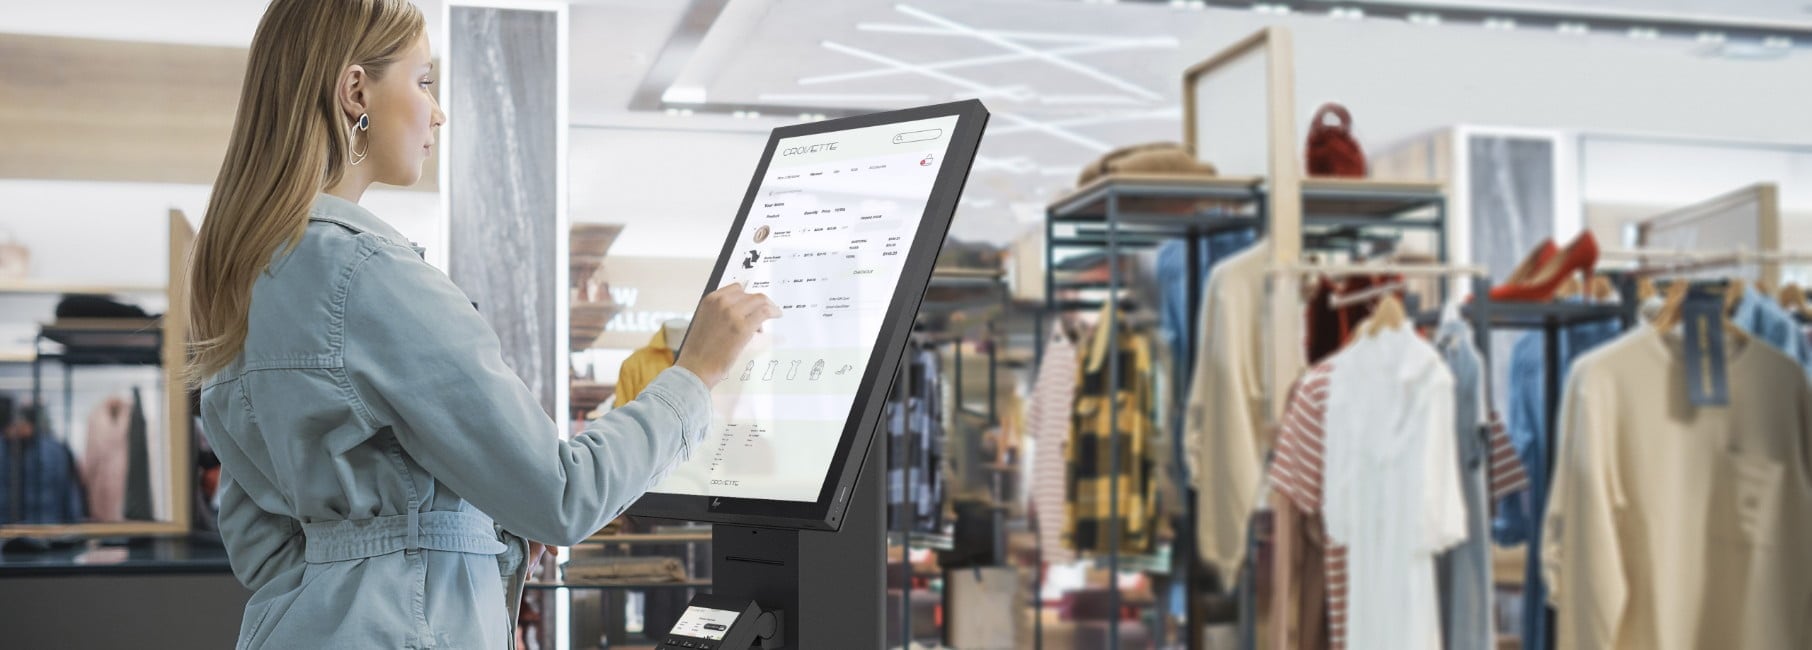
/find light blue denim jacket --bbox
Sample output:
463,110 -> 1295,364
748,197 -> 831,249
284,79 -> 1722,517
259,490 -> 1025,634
201,194 -> 711,649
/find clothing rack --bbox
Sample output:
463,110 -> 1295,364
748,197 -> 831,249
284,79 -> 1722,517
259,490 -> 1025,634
1273,262 -> 1487,277
1443,274 -> 1639,650
892,271 -> 1009,650
1042,175 -> 1265,650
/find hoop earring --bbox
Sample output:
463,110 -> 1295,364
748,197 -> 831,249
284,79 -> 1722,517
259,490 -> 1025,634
348,113 -> 370,166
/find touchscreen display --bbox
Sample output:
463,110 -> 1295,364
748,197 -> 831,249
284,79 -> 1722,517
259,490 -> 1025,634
650,114 -> 961,502
670,605 -> 740,641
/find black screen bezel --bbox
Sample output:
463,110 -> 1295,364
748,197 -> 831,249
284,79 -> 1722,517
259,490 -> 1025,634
624,99 -> 988,531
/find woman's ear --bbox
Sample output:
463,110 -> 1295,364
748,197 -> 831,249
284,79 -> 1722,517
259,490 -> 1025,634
337,64 -> 370,124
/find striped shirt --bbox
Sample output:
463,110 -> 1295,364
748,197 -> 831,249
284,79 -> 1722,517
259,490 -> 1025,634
1028,328 -> 1079,565
1272,361 -> 1529,649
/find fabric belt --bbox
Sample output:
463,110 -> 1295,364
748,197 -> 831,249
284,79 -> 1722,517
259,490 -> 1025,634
301,510 -> 507,564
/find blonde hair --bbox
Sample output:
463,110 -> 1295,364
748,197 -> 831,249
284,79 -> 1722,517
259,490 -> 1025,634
186,0 -> 424,386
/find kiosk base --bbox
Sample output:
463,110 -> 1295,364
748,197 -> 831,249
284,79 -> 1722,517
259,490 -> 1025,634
707,434 -> 884,648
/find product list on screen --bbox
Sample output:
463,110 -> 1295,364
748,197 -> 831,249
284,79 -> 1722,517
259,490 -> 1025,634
650,115 -> 960,502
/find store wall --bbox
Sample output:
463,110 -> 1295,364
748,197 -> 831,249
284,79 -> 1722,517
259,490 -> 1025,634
569,126 -> 768,259
1198,15 -> 1807,155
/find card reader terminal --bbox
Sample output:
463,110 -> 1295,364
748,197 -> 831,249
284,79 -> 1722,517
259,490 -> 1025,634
661,594 -> 781,649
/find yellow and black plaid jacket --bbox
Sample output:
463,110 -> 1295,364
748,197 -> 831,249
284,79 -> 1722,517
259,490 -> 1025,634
1064,315 -> 1157,555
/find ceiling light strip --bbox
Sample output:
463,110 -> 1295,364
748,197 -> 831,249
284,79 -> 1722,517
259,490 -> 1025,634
894,4 -> 1165,102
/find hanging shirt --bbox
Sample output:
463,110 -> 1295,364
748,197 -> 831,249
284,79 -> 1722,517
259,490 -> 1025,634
1158,230 -> 1258,488
1731,285 -> 1812,380
1270,364 -> 1341,649
1188,241 -> 1302,576
1067,315 -> 1158,555
1274,350 -> 1527,650
1542,324 -> 1812,649
1028,327 -> 1079,565
1434,317 -> 1530,650
1156,229 -> 1260,404
1324,324 -> 1467,650
1495,314 -> 1623,650
80,395 -> 133,522
613,328 -> 678,408
0,421 -> 87,525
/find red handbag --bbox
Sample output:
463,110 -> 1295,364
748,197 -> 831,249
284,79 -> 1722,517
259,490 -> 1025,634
1305,103 -> 1367,178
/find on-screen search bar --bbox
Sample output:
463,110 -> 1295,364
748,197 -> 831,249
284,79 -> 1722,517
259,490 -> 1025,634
891,129 -> 942,145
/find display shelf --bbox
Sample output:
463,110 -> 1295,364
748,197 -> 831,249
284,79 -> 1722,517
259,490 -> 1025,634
569,300 -> 623,350
0,280 -> 165,296
887,531 -> 955,551
930,267 -> 1004,283
578,531 -> 712,546
569,381 -> 615,418
0,350 -> 35,363
0,536 -> 230,577
1465,299 -> 1633,329
526,579 -> 709,591
1090,546 -> 1171,575
568,223 -> 624,284
1299,177 -> 1445,216
1048,173 -> 1263,222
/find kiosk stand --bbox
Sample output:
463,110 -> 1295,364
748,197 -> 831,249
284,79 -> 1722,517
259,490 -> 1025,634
708,436 -> 883,648
632,99 -> 986,649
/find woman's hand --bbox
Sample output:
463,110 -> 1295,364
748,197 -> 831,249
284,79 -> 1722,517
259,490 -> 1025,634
676,283 -> 782,387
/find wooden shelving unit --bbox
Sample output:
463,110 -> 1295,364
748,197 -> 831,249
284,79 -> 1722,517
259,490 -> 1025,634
1,210 -> 195,539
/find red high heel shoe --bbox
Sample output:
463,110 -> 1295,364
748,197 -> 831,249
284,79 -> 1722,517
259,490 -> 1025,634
1475,239 -> 1556,302
1488,232 -> 1599,302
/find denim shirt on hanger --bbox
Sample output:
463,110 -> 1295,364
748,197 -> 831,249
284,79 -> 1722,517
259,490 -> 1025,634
1731,286 -> 1812,380
0,420 -> 87,525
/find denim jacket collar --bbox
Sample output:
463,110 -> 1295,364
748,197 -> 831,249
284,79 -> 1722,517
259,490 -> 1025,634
309,193 -> 416,252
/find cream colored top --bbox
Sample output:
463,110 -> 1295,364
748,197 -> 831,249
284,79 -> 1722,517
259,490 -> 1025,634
1187,242 -> 1304,576
1542,324 -> 1812,650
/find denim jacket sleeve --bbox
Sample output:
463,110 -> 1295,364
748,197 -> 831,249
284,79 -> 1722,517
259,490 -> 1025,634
339,241 -> 711,546
215,464 -> 307,592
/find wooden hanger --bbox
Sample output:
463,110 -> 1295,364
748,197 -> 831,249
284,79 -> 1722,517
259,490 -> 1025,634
1589,275 -> 1617,301
1723,277 -> 1746,313
1777,282 -> 1806,313
1358,293 -> 1407,339
1654,279 -> 1749,343
1554,273 -> 1582,300
1653,280 -> 1689,330
1755,277 -> 1777,299
1636,276 -> 1657,302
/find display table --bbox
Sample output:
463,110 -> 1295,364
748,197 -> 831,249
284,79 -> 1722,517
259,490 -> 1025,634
0,536 -> 231,577
0,537 -> 243,647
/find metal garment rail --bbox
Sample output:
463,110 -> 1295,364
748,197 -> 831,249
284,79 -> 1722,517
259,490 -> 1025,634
1455,274 -> 1638,650
1039,179 -> 1264,650
894,271 -> 1008,650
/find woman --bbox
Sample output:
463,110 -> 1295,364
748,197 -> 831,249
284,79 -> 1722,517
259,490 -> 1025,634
187,1 -> 778,647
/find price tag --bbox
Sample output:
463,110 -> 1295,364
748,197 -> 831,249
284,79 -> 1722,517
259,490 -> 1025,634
1680,295 -> 1729,407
